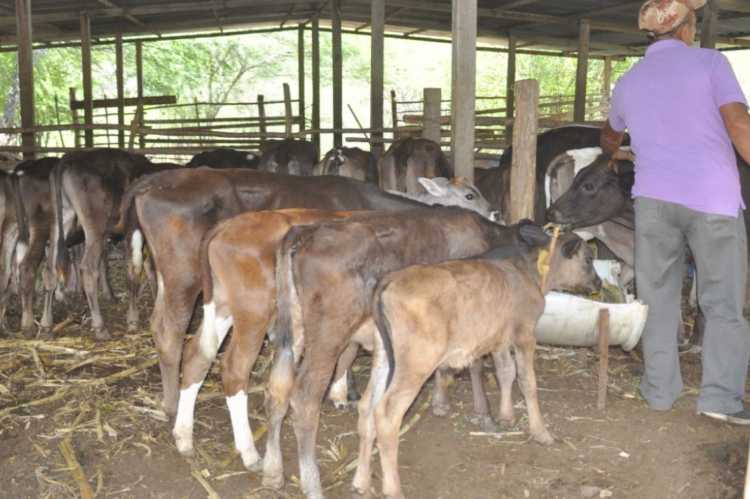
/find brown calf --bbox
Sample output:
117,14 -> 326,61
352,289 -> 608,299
313,147 -> 378,184
378,137 -> 452,193
264,209 -> 528,497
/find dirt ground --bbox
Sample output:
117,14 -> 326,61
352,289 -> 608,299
1,252 -> 749,499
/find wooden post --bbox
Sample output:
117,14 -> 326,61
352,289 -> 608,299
297,25 -> 306,134
451,0 -> 477,183
332,0 -> 343,148
597,309 -> 610,411
701,0 -> 719,49
423,88 -> 442,145
505,34 -> 516,144
312,16 -> 321,152
509,79 -> 539,223
116,35 -> 125,149
574,19 -> 591,123
283,83 -> 293,137
602,56 -> 612,104
370,0 -> 385,158
136,40 -> 145,148
69,87 -> 81,149
16,0 -> 35,158
81,13 -> 94,148
54,95 -> 65,148
258,94 -> 267,141
390,89 -> 399,141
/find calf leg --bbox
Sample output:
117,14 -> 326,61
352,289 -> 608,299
173,302 -> 232,456
98,247 -> 115,301
492,349 -> 516,424
80,238 -> 110,340
39,259 -> 56,337
328,342 -> 359,410
0,225 -> 18,332
18,226 -> 48,334
513,328 -> 553,445
126,230 -> 144,331
431,368 -> 452,416
263,344 -> 295,489
468,358 -> 498,432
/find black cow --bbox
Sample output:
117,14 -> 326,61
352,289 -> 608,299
258,139 -> 317,175
185,148 -> 260,169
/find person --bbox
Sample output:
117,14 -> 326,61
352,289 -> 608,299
601,0 -> 750,424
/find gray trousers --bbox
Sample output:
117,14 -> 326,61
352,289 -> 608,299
635,197 -> 750,413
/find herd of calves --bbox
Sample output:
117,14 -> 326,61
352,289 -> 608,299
2,133 -> 613,499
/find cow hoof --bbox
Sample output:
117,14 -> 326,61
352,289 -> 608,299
37,328 -> 53,340
470,414 -> 500,433
262,471 -> 284,490
532,429 -> 555,446
173,432 -> 194,457
240,451 -> 263,472
127,321 -> 139,333
351,486 -> 372,498
94,328 -> 112,341
333,400 -> 353,411
431,402 -> 451,417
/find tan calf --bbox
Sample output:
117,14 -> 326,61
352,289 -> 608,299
353,232 -> 600,499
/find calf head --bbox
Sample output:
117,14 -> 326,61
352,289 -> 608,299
546,154 -> 633,228
546,233 -> 601,294
418,177 -> 501,222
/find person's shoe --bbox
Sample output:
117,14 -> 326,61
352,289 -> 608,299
699,409 -> 750,426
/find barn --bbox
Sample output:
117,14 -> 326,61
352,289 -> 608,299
1,1 -> 750,498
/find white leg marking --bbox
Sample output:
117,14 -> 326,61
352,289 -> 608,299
15,241 -> 28,267
173,383 -> 201,456
198,302 -> 232,359
131,230 -> 144,273
329,373 -> 349,409
227,391 -> 262,470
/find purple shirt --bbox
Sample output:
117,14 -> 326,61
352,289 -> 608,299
609,39 -> 748,217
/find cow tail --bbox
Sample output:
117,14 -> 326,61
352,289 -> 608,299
198,222 -> 222,305
51,161 -> 69,279
372,277 -> 396,389
9,171 -> 29,246
273,226 -> 310,352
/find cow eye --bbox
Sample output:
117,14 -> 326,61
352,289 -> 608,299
583,182 -> 594,192
465,193 -> 475,200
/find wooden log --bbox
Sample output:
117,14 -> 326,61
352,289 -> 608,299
390,89 -> 399,141
115,35 -> 125,148
597,308 -> 610,411
136,40 -> 145,148
574,20 -> 591,122
81,13 -> 93,148
450,0 -> 478,182
509,79 -> 539,223
505,34 -> 516,143
283,83 -> 293,137
422,88 -> 442,145
16,0 -> 35,159
312,16 -> 321,152
70,95 -> 176,111
297,24 -> 306,134
370,0 -> 385,158
69,88 -> 81,149
332,0 -> 343,148
257,94 -> 267,140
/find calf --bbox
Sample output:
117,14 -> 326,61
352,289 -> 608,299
258,138 -> 317,175
50,148 -> 153,339
0,170 -> 18,331
185,148 -> 259,169
264,209 -> 526,497
352,231 -> 600,498
313,147 -> 378,184
379,137 -> 451,193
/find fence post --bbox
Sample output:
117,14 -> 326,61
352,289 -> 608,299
283,83 -> 293,137
69,87 -> 81,149
510,79 -> 539,223
422,88 -> 442,145
390,89 -> 398,142
258,94 -> 267,142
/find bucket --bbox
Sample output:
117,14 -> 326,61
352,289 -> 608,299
592,259 -> 622,288
535,292 -> 648,351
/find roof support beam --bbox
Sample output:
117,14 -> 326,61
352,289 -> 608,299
15,0 -> 34,158
451,0 -> 477,183
311,16 -> 321,152
701,0 -> 719,48
574,20 -> 591,122
95,0 -> 144,26
370,0 -> 385,156
81,12 -> 94,148
332,0 -> 343,147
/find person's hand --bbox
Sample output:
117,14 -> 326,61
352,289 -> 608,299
608,148 -> 635,173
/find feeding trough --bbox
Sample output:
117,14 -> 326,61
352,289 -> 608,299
535,291 -> 648,351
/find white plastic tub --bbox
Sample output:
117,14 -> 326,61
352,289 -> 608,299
535,292 -> 648,351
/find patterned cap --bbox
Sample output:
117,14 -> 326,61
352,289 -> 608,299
638,0 -> 706,35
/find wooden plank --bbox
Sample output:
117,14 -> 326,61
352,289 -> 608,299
509,79 -> 539,223
602,56 -> 612,110
506,34 -> 517,143
574,19 -> 590,122
312,16 -> 321,153
69,88 -> 81,148
70,95 -> 177,110
115,35 -> 125,148
597,309 -> 610,411
15,0 -> 34,158
258,94 -> 267,140
451,0 -> 477,182
80,12 -> 94,148
422,88 -> 442,145
332,0 -> 343,148
297,24 -> 306,134
370,0 -> 385,157
283,83 -> 293,136
135,40 -> 144,148
701,0 -> 719,49
390,89 -> 399,141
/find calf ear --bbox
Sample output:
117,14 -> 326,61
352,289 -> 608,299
561,237 -> 583,259
519,223 -> 551,247
418,177 -> 447,196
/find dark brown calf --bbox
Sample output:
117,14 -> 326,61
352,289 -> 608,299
378,137 -> 451,193
314,147 -> 378,184
263,209 -> 524,497
353,232 -> 600,498
50,148 -> 153,339
258,139 -> 317,176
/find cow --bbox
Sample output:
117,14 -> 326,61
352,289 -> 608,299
378,137 -> 452,193
50,148 -> 154,340
185,148 -> 260,169
171,179 -> 500,468
262,209 -> 534,497
0,170 -> 18,332
351,230 -> 600,498
258,138 -> 317,176
116,168 -> 500,420
6,158 -> 59,334
313,147 -> 378,184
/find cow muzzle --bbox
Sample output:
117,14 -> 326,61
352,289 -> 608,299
489,210 -> 502,223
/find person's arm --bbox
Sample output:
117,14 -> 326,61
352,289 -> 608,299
720,102 -> 750,165
600,120 -> 626,156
